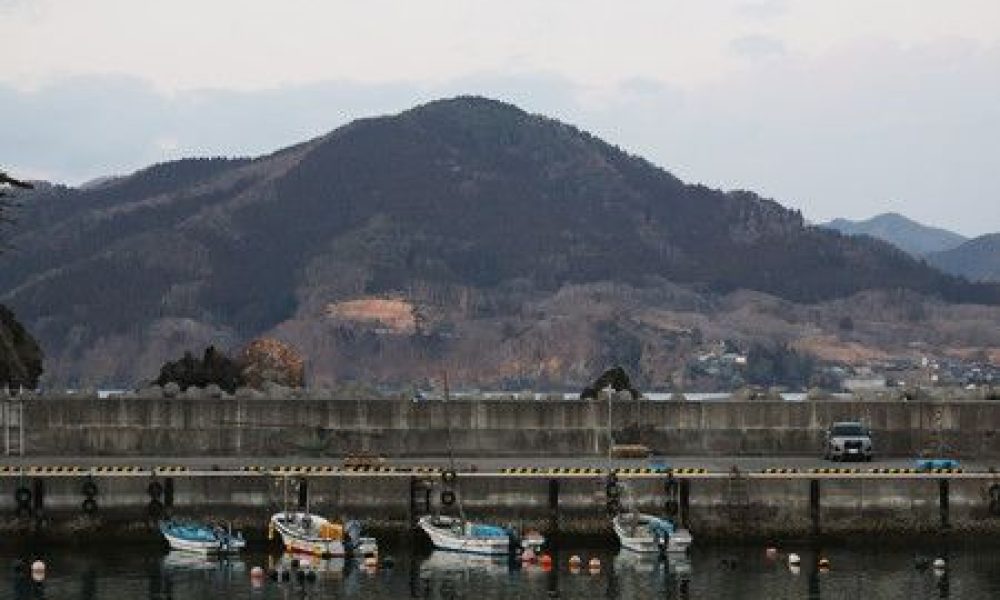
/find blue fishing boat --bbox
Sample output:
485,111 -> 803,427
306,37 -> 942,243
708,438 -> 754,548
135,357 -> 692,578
159,519 -> 246,554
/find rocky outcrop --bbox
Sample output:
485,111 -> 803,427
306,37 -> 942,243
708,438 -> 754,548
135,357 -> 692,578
0,304 -> 43,389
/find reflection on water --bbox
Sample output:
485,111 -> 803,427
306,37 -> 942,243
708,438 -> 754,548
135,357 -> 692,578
161,551 -> 245,573
0,540 -> 996,599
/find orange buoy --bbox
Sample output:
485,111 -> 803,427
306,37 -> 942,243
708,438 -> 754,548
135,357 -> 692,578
539,554 -> 553,572
250,566 -> 265,588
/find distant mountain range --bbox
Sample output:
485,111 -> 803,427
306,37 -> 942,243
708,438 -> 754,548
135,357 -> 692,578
926,234 -> 1000,283
822,213 -> 967,256
3,96 -> 1000,387
823,213 -> 1000,282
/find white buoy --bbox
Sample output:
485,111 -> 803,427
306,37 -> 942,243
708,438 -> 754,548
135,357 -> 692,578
568,555 -> 582,567
250,566 -> 264,588
587,557 -> 601,573
765,547 -> 778,558
30,560 -> 45,582
789,564 -> 801,576
933,558 -> 946,569
818,558 -> 831,570
364,556 -> 378,569
788,553 -> 801,566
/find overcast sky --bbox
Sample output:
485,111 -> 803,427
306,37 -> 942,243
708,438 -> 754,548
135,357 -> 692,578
2,0 -> 999,235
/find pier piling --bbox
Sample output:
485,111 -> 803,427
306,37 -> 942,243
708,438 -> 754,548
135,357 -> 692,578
547,478 -> 560,533
679,479 -> 690,527
32,478 -> 43,514
809,479 -> 820,535
297,477 -> 308,510
164,477 -> 174,509
939,479 -> 950,529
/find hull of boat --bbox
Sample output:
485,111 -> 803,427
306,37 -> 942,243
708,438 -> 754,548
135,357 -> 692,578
163,533 -> 225,554
160,523 -> 245,554
613,514 -> 692,554
271,512 -> 346,558
418,516 -> 512,556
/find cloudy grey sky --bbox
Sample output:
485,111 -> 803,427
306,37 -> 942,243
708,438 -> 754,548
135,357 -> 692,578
2,0 -> 999,235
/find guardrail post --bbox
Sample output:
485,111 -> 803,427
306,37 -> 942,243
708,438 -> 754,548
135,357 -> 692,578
939,479 -> 950,529
810,479 -> 821,535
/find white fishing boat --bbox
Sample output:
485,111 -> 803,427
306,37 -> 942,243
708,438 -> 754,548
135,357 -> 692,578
418,515 -> 522,556
612,512 -> 693,554
270,512 -> 378,559
159,519 -> 246,554
270,511 -> 345,557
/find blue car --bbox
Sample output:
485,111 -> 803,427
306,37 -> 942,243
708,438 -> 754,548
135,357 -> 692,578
916,458 -> 960,470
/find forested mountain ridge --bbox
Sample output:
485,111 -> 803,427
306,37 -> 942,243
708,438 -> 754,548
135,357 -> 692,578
3,96 -> 998,387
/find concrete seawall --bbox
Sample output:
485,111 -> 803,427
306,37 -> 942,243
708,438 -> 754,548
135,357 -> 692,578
2,469 -> 999,539
5,395 -> 1000,458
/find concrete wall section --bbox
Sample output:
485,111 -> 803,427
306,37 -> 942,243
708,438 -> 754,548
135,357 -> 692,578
10,396 -> 1000,457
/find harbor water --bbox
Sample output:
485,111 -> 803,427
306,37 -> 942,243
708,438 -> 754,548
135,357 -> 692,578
1,538 -> 996,599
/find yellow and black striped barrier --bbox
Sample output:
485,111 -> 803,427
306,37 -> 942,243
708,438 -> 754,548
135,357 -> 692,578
673,468 -> 708,475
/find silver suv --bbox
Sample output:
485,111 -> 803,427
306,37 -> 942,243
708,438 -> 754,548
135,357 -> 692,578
823,421 -> 873,461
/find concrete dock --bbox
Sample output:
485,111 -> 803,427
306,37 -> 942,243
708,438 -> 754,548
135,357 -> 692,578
1,460 -> 997,540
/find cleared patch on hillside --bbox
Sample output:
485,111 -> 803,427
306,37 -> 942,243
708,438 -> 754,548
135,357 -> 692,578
325,298 -> 417,334
793,335 -> 890,364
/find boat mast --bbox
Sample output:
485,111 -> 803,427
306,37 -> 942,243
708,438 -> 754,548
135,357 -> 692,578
442,371 -> 468,525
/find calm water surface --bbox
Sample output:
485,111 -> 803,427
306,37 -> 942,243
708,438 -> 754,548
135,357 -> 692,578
1,540 -> 996,599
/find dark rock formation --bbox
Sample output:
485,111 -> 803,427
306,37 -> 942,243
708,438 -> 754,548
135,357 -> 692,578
0,304 -> 43,390
154,346 -> 245,394
580,366 -> 641,400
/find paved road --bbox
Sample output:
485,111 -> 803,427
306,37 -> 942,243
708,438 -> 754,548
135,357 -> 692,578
0,455 -> 985,471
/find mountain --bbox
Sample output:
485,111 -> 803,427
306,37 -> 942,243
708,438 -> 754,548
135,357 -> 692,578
822,213 -> 967,256
2,96 -> 999,388
927,234 -> 1000,283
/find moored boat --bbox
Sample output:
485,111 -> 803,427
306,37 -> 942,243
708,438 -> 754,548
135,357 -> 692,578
159,519 -> 246,554
270,512 -> 377,559
612,512 -> 692,554
418,514 -> 541,556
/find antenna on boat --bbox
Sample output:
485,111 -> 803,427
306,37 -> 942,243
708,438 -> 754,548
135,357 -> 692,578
442,371 -> 468,526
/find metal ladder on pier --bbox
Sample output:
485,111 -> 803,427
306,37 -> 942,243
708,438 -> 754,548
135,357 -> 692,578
3,397 -> 24,456
726,466 -> 750,524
